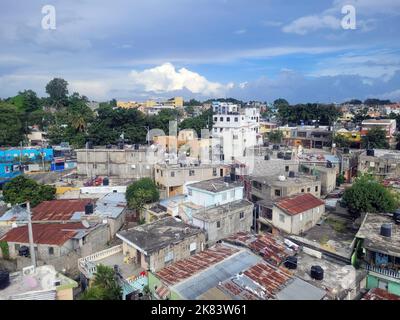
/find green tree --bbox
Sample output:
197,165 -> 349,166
342,174 -> 398,217
273,98 -> 289,109
46,78 -> 69,109
3,176 -> 56,207
126,178 -> 159,218
267,130 -> 283,144
0,103 -> 25,146
361,127 -> 389,149
80,265 -> 122,300
333,135 -> 351,148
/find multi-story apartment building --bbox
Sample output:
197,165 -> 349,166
211,102 -> 262,163
361,119 -> 396,139
279,125 -> 333,149
154,163 -> 229,198
358,149 -> 400,179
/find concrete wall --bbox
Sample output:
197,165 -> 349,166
187,186 -> 244,207
272,204 -> 324,235
148,233 -> 206,273
192,204 -> 253,245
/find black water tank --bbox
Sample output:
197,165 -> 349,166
86,141 -> 93,149
277,151 -> 284,159
134,144 -> 139,150
284,154 -> 292,160
366,149 -> 375,157
288,171 -> 295,178
310,265 -> 324,280
18,246 -> 29,257
106,144 -> 112,149
230,167 -> 236,182
284,256 -> 298,270
343,147 -> 350,154
223,176 -> 231,183
394,211 -> 400,224
380,223 -> 392,237
326,161 -> 333,168
264,155 -> 270,160
0,270 -> 10,290
263,141 -> 269,147
272,145 -> 280,151
103,177 -> 109,186
85,203 -> 94,215
118,142 -> 124,150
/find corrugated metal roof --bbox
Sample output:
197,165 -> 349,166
275,193 -> 324,216
275,278 -> 326,300
0,222 -> 89,245
362,288 -> 400,300
32,199 -> 92,221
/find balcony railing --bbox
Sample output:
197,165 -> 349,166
78,245 -> 123,278
363,263 -> 400,279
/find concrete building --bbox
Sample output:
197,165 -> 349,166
116,217 -> 205,273
192,200 -> 254,245
300,164 -> 337,195
154,163 -> 229,198
355,213 -> 400,297
0,221 -> 109,272
280,125 -> 333,149
269,193 -> 325,235
0,265 -> 78,300
76,146 -> 155,179
361,119 -> 396,139
211,101 -> 262,163
358,149 -> 400,178
248,174 -> 321,203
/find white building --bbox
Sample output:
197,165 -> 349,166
211,102 -> 262,164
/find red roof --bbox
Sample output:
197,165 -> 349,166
275,193 -> 324,216
224,232 -> 294,266
0,222 -> 86,246
244,262 -> 293,298
362,288 -> 400,300
32,199 -> 92,221
156,245 -> 238,286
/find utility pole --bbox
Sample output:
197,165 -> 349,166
26,202 -> 36,268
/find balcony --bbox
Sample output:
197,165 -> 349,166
363,263 -> 400,279
78,245 -> 148,293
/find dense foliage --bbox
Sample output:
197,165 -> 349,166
361,127 -> 389,149
277,103 -> 341,126
80,265 -> 122,300
342,174 -> 398,216
3,176 -> 56,207
126,178 -> 160,216
267,130 -> 283,143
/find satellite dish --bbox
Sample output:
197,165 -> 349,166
82,220 -> 90,229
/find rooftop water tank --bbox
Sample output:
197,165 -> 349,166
18,246 -> 30,257
380,223 -> 392,237
288,171 -> 295,178
85,203 -> 94,215
0,270 -> 10,290
310,265 -> 324,280
284,256 -> 298,270
103,177 -> 109,186
366,149 -> 375,157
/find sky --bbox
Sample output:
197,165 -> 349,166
0,0 -> 399,103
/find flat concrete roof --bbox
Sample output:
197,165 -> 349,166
192,200 -> 253,222
188,178 -> 243,193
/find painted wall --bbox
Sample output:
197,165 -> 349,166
187,185 -> 244,207
366,274 -> 400,296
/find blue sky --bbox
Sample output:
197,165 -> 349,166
0,0 -> 399,103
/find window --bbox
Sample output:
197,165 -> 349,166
164,251 -> 174,264
189,169 -> 195,176
48,247 -> 54,255
227,117 -> 230,122
234,117 -> 238,122
279,214 -> 285,223
216,221 -> 221,229
222,193 -> 227,201
315,186 -> 319,192
15,244 -> 20,251
214,128 -> 218,132
274,189 -> 281,196
188,189 -> 192,196
220,117 -> 223,122
214,117 -> 217,122
171,171 -> 175,177
239,212 -> 244,220
285,166 -> 289,172
301,188 -> 305,193
213,168 -> 217,176
160,170 -> 163,177
307,188 -> 310,192
233,135 -> 238,140
190,242 -> 197,255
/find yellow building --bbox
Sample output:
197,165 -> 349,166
335,128 -> 361,145
117,101 -> 140,109
145,97 -> 183,108
259,122 -> 278,135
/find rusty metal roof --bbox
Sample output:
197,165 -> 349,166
275,193 -> 324,216
0,222 -> 88,246
362,288 -> 400,300
224,232 -> 294,266
32,199 -> 93,221
156,244 -> 239,286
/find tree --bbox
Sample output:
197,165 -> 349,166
342,174 -> 398,217
80,265 -> 122,300
126,178 -> 159,218
361,127 -> 389,149
46,78 -> 69,109
333,134 -> 351,148
0,103 -> 25,146
267,130 -> 283,144
3,176 -> 56,207
273,98 -> 289,109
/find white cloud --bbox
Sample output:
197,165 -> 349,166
234,29 -> 247,35
282,15 -> 341,35
129,62 -> 231,96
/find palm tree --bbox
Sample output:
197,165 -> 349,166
71,114 -> 86,132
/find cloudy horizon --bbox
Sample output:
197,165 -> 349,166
1,0 -> 400,103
